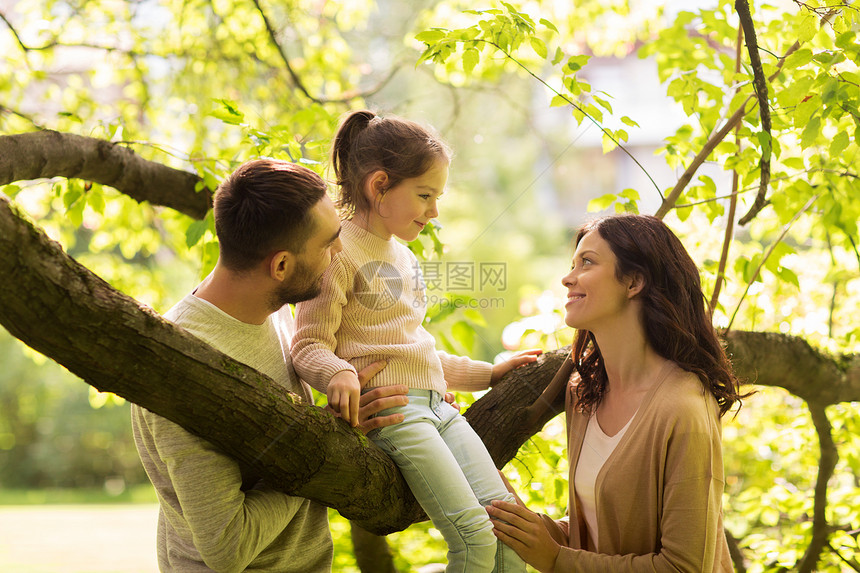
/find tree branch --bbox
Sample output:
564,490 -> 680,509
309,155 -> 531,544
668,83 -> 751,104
654,40 -> 801,219
709,26 -> 745,316
723,330 -> 860,404
797,402 -> 838,573
249,0 -> 401,105
0,131 -> 211,220
0,194 -> 417,533
0,192 -> 570,534
735,0 -> 773,226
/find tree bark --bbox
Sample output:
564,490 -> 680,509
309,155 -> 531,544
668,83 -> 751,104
2,133 -> 859,555
0,131 -> 211,220
350,523 -> 399,573
0,193 -> 570,533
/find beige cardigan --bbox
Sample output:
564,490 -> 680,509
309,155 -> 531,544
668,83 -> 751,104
541,359 -> 733,571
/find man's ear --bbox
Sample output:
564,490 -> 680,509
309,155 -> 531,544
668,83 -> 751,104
627,272 -> 646,299
365,170 -> 389,202
269,250 -> 296,281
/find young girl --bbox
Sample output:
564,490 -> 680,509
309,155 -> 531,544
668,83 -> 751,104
291,110 -> 535,572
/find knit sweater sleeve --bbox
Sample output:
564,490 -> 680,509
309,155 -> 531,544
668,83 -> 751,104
437,350 -> 493,392
291,255 -> 357,392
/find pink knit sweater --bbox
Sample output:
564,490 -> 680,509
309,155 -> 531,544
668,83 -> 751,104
291,219 -> 492,394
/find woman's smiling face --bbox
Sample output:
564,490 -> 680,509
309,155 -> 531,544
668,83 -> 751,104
561,230 -> 634,332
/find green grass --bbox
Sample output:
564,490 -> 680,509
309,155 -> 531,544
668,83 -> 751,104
0,484 -> 157,505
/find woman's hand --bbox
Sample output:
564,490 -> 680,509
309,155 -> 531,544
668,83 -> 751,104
491,349 -> 543,385
487,499 -> 560,573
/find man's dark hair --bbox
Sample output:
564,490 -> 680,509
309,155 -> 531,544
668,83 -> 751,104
213,159 -> 327,271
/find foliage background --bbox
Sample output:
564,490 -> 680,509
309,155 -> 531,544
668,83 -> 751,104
2,0 -> 859,570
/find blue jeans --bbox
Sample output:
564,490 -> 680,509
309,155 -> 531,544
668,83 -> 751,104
368,390 -> 525,573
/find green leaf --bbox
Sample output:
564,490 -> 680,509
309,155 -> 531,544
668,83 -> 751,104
800,116 -> 821,149
88,184 -> 105,215
2,184 -> 21,198
566,54 -> 590,72
539,18 -> 559,33
835,31 -> 857,50
601,132 -> 618,153
415,29 -> 447,43
588,193 -> 617,211
782,157 -> 806,170
619,188 -> 640,201
451,320 -> 476,351
776,266 -> 800,288
621,116 -> 640,128
551,47 -> 564,65
783,48 -> 813,70
530,37 -> 547,59
757,131 -> 772,156
185,218 -> 209,248
210,99 -> 244,125
463,48 -> 480,74
63,184 -> 83,210
463,308 -> 487,327
592,94 -> 613,113
798,13 -> 818,43
830,130 -> 850,157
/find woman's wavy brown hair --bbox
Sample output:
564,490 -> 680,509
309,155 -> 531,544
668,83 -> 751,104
571,214 -> 745,418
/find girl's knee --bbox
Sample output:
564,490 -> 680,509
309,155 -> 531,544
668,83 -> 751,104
457,514 -> 496,549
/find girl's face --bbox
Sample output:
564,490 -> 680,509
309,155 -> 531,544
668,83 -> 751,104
365,160 -> 448,242
561,230 -> 635,332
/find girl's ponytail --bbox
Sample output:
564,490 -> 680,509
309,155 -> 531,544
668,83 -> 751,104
332,110 -> 375,190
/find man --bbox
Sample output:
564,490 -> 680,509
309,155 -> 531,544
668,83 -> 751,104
131,159 -> 409,572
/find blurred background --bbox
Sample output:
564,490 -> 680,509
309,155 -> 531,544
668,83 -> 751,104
1,0 -> 858,571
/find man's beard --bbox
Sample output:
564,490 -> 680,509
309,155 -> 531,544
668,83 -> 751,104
269,259 -> 323,309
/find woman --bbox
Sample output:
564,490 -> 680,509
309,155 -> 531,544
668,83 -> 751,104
487,213 -> 742,571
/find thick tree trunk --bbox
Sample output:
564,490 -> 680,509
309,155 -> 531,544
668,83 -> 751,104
0,193 -> 568,533
2,132 -> 858,562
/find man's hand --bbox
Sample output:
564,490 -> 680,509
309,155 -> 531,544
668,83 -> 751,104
491,349 -> 543,385
327,370 -> 362,427
355,360 -> 408,434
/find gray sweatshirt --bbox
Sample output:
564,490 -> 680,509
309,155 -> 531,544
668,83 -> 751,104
132,294 -> 331,572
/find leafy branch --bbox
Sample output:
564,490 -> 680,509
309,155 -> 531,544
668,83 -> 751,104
415,4 -> 662,199
250,0 -> 402,105
726,193 -> 820,332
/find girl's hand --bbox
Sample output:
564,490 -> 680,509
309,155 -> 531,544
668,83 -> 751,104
327,370 -> 362,427
491,349 -> 542,385
487,500 -> 560,573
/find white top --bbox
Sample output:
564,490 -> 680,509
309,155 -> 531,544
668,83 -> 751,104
574,412 -> 635,549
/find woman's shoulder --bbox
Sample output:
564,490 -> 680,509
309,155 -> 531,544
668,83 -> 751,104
646,365 -> 719,429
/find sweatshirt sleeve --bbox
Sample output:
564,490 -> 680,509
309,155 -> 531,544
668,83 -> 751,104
291,256 -> 357,392
437,350 -> 493,392
132,406 -> 304,572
